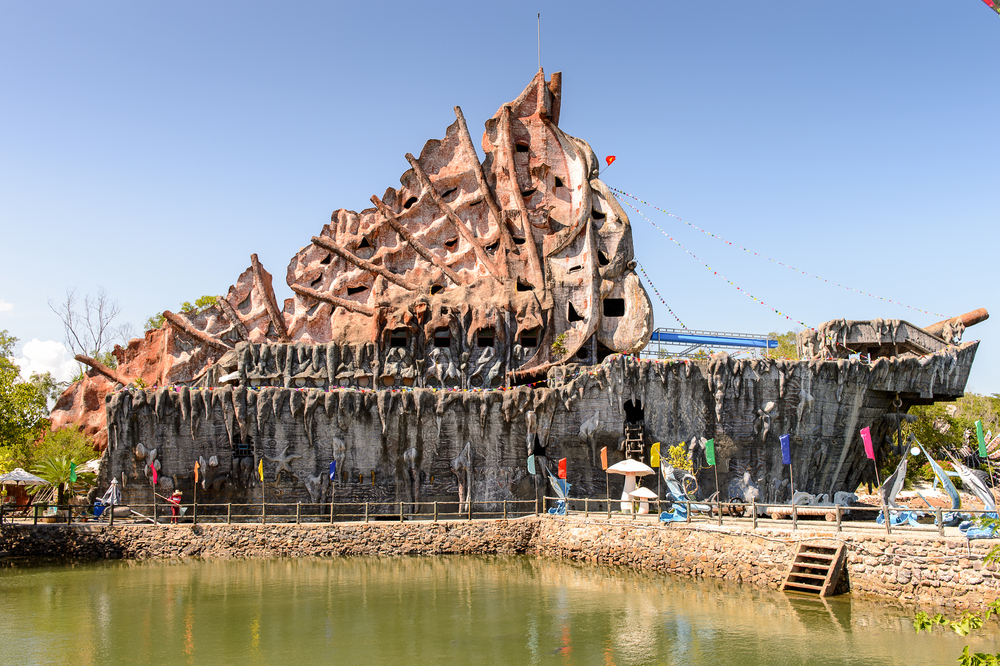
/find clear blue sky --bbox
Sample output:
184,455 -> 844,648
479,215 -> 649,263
1,1 -> 997,394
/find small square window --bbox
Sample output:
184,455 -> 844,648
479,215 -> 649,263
477,328 -> 495,347
434,329 -> 451,348
520,330 -> 538,348
603,299 -> 625,317
390,330 -> 408,348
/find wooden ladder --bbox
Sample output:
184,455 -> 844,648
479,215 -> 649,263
781,541 -> 846,597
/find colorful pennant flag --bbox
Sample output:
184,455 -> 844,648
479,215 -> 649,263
780,434 -> 792,466
527,454 -> 536,475
977,420 -> 987,457
605,155 -> 616,167
194,460 -> 200,484
860,427 -> 874,460
329,461 -> 337,481
705,439 -> 716,466
984,0 -> 1000,16
69,462 -> 77,483
558,458 -> 567,479
650,442 -> 661,468
600,447 -> 608,471
258,459 -> 264,482
150,464 -> 158,485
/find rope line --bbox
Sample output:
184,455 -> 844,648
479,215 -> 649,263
613,193 -> 812,329
611,187 -> 949,319
635,260 -> 687,329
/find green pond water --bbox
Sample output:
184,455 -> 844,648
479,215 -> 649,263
0,556 -> 994,666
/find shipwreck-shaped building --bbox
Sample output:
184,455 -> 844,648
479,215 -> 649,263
51,71 -> 984,513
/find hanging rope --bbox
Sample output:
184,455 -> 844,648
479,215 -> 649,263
635,260 -> 687,328
614,193 -> 812,329
611,187 -> 949,319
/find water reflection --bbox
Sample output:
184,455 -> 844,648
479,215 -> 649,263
0,556 -> 994,666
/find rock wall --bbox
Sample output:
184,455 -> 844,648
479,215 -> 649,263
100,343 -> 978,513
2,517 -> 996,611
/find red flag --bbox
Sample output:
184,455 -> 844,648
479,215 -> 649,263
558,458 -> 567,479
600,446 -> 608,471
150,464 -> 158,485
605,155 -> 616,167
860,427 -> 875,460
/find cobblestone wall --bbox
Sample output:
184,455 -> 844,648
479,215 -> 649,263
2,516 -> 996,611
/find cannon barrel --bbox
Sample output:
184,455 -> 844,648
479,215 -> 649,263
924,308 -> 989,339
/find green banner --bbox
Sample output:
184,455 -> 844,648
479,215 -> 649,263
977,420 -> 987,458
69,462 -> 77,483
705,439 -> 716,466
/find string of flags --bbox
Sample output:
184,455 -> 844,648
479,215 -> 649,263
613,193 -> 813,329
635,260 -> 687,329
611,187 -> 949,320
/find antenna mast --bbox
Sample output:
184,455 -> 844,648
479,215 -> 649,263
537,12 -> 541,70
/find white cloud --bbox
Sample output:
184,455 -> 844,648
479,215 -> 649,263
16,339 -> 78,383
0,299 -> 12,313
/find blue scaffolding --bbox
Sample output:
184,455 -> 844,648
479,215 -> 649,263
640,327 -> 778,359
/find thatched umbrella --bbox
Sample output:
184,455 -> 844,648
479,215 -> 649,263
0,468 -> 49,486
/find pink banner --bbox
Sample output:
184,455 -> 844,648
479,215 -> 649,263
860,427 -> 874,460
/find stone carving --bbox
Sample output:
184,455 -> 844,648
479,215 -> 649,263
266,444 -> 302,484
450,442 -> 473,514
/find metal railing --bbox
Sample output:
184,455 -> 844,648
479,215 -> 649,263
542,496 -> 998,537
1,499 -> 540,526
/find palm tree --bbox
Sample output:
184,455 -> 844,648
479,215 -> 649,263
31,456 -> 95,508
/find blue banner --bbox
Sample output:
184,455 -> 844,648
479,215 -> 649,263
780,434 -> 791,466
329,461 -> 337,480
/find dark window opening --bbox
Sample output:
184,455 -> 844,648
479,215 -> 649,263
597,251 -> 610,266
554,176 -> 564,188
390,330 -> 408,348
519,329 -> 539,347
347,285 -> 368,296
444,237 -> 458,249
477,328 -> 495,347
310,275 -> 323,287
358,237 -> 372,249
623,399 -> 644,425
434,329 -> 451,348
568,265 -> 583,273
521,188 -> 536,198
603,298 -> 625,317
320,253 -> 332,265
440,187 -> 458,200
575,346 -> 590,359
485,240 -> 499,252
404,196 -> 418,209
516,279 -> 534,292
233,435 -> 253,458
515,142 -> 530,153
306,302 -> 320,316
592,208 -> 607,220
512,236 -> 526,245
430,284 -> 444,295
237,295 -> 251,310
567,302 -> 585,322
440,306 -> 449,316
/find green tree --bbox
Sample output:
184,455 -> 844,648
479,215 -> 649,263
914,599 -> 1000,665
0,330 -> 50,469
145,295 -> 219,331
31,455 -> 95,508
767,330 -> 799,360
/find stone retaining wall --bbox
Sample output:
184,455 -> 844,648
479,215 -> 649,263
2,516 -> 997,610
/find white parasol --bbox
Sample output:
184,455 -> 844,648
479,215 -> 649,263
0,468 -> 49,486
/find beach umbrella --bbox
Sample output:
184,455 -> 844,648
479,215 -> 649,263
0,468 -> 49,486
607,459 -> 654,513
627,485 -> 658,515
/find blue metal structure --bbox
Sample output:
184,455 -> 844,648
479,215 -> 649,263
641,327 -> 778,360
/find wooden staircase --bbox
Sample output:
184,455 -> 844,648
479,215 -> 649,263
781,542 -> 846,597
